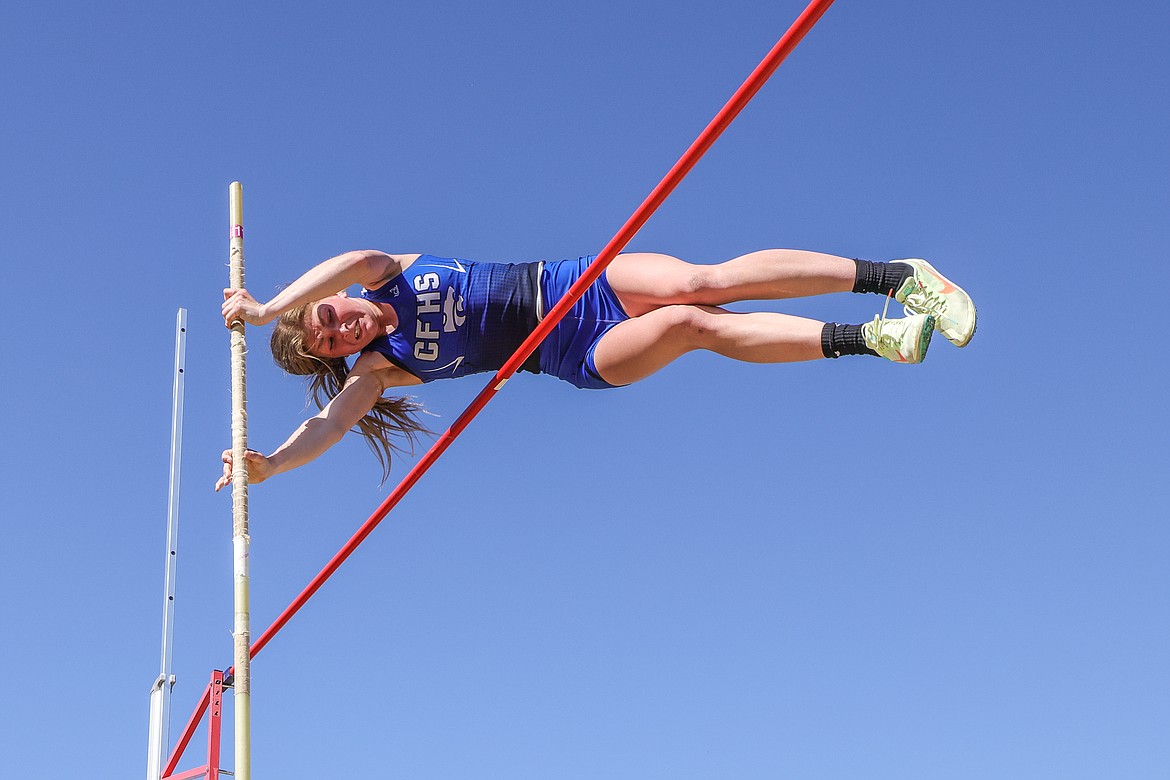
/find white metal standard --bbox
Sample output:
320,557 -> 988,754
146,308 -> 188,780
228,181 -> 252,780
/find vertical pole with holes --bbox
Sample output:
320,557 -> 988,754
146,308 -> 188,780
227,181 -> 251,780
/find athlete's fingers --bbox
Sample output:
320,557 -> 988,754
215,449 -> 233,491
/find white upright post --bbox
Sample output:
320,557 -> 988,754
147,308 -> 188,780
228,181 -> 252,780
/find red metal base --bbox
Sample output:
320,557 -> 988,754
162,670 -> 224,780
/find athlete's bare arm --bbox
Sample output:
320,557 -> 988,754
221,250 -> 421,327
214,351 -> 421,489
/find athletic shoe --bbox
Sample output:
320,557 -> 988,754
894,259 -> 977,347
863,311 -> 936,364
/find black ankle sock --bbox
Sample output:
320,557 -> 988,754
821,322 -> 877,359
853,259 -> 912,296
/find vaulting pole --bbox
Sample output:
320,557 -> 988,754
227,181 -> 251,780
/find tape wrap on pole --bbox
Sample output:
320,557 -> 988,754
228,181 -> 251,780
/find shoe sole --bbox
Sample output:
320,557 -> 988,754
918,315 -> 936,363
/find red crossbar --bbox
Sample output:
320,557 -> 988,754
247,0 -> 835,664
168,0 -> 837,769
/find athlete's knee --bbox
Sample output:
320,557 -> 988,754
660,305 -> 720,347
638,253 -> 722,298
679,264 -> 729,300
644,265 -> 715,302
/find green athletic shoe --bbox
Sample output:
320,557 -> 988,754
894,259 -> 977,347
863,311 -> 936,364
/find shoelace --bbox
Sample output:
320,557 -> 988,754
902,279 -> 946,318
869,291 -> 903,356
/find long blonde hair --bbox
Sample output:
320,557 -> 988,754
270,303 -> 431,480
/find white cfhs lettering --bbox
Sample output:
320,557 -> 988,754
414,318 -> 440,362
416,291 -> 441,315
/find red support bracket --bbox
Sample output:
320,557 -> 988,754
167,768 -> 211,780
206,670 -> 224,780
161,670 -> 225,780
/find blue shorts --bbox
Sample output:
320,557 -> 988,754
538,255 -> 631,389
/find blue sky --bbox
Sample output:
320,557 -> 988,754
1,1 -> 1167,777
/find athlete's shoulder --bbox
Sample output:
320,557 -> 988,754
353,343 -> 423,388
387,253 -> 422,270
364,253 -> 421,293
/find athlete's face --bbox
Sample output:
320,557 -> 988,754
304,294 -> 385,359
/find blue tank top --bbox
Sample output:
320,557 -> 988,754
360,255 -> 540,381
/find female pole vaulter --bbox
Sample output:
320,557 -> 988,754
216,248 -> 975,487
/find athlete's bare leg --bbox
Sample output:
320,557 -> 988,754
604,250 -> 855,317
591,304 -> 824,386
